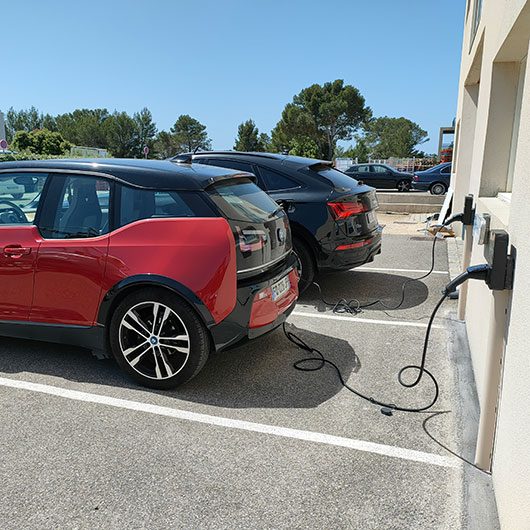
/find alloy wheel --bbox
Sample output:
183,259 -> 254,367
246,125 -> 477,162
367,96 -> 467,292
118,301 -> 191,380
431,183 -> 446,195
397,180 -> 411,192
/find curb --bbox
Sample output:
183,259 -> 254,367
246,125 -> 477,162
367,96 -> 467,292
446,235 -> 464,281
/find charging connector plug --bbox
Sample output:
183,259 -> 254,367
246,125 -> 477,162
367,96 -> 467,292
444,264 -> 490,295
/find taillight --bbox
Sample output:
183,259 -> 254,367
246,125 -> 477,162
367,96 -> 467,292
236,226 -> 265,253
327,200 -> 366,220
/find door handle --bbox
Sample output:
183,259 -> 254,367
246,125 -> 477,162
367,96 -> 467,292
3,245 -> 32,257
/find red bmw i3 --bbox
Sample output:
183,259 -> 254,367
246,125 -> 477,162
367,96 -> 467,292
0,158 -> 298,388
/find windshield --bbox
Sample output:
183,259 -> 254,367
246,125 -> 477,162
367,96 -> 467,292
207,178 -> 280,223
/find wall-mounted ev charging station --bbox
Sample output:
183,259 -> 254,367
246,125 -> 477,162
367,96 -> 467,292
285,193 -> 515,471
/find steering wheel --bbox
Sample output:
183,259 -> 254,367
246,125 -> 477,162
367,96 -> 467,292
0,200 -> 29,224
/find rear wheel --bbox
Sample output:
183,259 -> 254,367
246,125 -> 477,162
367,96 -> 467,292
293,237 -> 315,294
430,182 -> 447,195
397,180 -> 411,192
109,288 -> 210,389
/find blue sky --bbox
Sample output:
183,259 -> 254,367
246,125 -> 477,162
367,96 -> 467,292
4,0 -> 464,154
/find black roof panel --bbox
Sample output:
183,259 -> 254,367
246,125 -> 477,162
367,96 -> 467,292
0,158 -> 252,190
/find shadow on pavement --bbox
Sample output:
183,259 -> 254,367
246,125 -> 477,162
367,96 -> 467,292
301,270 -> 430,311
0,323 -> 359,409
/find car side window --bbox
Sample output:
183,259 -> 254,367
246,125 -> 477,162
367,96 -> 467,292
39,175 -> 111,239
373,165 -> 388,173
357,165 -> 370,173
0,173 -> 48,226
118,186 -> 201,227
441,165 -> 452,174
258,167 -> 301,191
207,159 -> 254,174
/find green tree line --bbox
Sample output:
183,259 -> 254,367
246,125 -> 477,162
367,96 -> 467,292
4,80 -> 430,160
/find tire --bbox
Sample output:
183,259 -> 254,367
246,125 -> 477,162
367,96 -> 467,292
397,180 -> 411,192
109,287 -> 210,389
293,237 -> 316,294
430,182 -> 447,195
11,193 -> 24,200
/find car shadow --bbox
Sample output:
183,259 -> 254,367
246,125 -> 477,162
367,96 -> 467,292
0,323 -> 360,409
300,270 -> 430,311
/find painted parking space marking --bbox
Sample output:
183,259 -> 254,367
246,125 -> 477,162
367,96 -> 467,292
356,266 -> 448,275
291,310 -> 443,329
0,376 -> 459,469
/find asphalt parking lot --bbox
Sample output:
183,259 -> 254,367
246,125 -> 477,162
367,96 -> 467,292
0,232 -> 498,529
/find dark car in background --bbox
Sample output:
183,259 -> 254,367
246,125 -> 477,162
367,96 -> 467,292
411,162 -> 452,195
176,152 -> 382,292
344,163 -> 414,192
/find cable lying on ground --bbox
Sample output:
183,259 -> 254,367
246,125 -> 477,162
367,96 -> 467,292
283,291 -> 447,414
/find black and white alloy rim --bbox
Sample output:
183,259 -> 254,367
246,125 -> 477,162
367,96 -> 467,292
118,301 -> 191,380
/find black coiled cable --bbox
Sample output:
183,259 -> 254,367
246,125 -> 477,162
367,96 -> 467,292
284,292 -> 448,413
312,230 -> 441,315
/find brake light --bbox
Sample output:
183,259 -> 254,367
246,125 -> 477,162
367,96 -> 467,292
327,200 -> 366,220
236,226 -> 265,252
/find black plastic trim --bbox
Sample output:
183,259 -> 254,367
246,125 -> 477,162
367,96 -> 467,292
0,320 -> 105,350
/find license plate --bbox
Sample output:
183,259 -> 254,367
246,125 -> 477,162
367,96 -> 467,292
366,211 -> 376,225
271,275 -> 290,301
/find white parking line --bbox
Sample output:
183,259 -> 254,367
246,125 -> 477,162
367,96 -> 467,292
356,266 -> 448,275
291,310 -> 443,329
0,376 -> 458,469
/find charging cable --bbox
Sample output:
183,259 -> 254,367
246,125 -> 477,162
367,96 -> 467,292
284,291 -> 446,413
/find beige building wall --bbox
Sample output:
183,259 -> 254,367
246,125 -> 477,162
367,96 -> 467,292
452,1 -> 530,528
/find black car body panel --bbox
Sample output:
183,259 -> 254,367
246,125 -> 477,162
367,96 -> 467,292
181,152 -> 382,274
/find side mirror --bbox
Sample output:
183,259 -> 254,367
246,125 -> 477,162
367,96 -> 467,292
13,176 -> 38,186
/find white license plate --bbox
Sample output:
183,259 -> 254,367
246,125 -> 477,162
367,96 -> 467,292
366,211 -> 376,225
271,275 -> 290,301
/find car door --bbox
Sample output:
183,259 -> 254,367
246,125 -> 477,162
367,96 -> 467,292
371,165 -> 393,189
256,166 -> 302,214
440,164 -> 452,185
30,174 -> 112,327
0,172 -> 48,320
354,164 -> 373,186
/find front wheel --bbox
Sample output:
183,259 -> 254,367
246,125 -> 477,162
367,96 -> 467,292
293,238 -> 316,294
397,180 -> 411,192
109,288 -> 210,389
430,182 -> 447,195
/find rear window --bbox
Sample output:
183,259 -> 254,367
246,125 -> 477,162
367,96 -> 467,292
308,167 -> 358,189
207,178 -> 279,222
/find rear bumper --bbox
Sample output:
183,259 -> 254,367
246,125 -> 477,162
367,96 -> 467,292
319,227 -> 382,271
209,252 -> 299,352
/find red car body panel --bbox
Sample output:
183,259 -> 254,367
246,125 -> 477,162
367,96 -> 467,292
0,225 -> 41,320
101,218 -> 237,325
30,233 -> 110,326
